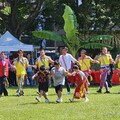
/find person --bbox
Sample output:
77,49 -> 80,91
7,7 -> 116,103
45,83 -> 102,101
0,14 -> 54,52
59,47 -> 78,94
8,55 -> 17,87
32,65 -> 50,103
35,48 -> 54,94
50,61 -> 68,103
78,49 -> 99,94
14,49 -> 34,96
97,47 -> 114,93
26,53 -> 34,86
115,54 -> 120,93
0,52 -> 14,97
68,65 -> 89,102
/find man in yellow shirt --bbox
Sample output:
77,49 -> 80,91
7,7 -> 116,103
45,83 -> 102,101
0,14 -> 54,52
97,47 -> 114,93
78,49 -> 98,93
35,48 -> 54,94
14,49 -> 34,96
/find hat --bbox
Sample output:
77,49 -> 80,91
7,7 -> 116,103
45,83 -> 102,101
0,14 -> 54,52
40,65 -> 45,71
54,61 -> 60,65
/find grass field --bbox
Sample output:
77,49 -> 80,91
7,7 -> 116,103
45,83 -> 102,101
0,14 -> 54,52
0,85 -> 120,120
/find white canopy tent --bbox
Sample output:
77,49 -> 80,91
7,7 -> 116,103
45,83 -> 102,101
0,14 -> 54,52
0,31 -> 34,51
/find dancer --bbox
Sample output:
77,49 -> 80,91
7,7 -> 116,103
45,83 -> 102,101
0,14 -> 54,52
59,47 -> 78,94
14,49 -> 34,96
97,47 -> 114,93
78,49 -> 98,93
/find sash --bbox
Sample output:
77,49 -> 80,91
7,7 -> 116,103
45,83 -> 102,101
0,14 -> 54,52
17,58 -> 26,72
62,55 -> 67,70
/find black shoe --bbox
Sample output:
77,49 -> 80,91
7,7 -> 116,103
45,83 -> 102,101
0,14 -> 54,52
97,89 -> 102,93
104,91 -> 110,94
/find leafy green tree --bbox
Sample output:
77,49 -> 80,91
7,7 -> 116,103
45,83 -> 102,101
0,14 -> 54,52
0,0 -> 44,38
33,4 -> 113,57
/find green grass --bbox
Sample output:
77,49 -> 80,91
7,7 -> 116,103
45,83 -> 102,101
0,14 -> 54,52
0,85 -> 120,120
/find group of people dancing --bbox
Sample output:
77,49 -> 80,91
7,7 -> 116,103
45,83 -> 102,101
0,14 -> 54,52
0,46 -> 120,103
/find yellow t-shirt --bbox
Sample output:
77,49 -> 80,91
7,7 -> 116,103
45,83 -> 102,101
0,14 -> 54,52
98,54 -> 111,67
117,57 -> 120,68
78,56 -> 91,71
14,57 -> 28,75
36,56 -> 50,69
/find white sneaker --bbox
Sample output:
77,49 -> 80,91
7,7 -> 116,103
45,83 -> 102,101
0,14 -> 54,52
36,96 -> 40,102
85,97 -> 89,102
66,92 -> 71,95
69,98 -> 74,102
118,90 -> 120,94
45,92 -> 48,96
45,99 -> 49,103
86,91 -> 90,94
56,98 -> 63,103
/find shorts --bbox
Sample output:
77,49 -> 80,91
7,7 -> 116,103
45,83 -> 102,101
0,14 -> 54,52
38,82 -> 48,92
55,85 -> 63,93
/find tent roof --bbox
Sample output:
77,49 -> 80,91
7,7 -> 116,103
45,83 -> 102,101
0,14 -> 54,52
0,31 -> 34,51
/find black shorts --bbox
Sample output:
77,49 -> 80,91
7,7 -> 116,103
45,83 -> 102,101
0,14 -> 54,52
55,85 -> 63,93
38,82 -> 48,92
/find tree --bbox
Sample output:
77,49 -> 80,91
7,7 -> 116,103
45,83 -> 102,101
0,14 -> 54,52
33,4 -> 113,57
0,0 -> 44,38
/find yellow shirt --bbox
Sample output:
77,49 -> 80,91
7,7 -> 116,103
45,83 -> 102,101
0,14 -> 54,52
116,56 -> 120,68
14,57 -> 28,75
78,56 -> 91,71
98,54 -> 111,67
36,56 -> 50,69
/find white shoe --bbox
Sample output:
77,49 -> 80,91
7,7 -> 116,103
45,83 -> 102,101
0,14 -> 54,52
56,98 -> 63,103
85,97 -> 89,102
118,90 -> 120,94
45,92 -> 48,96
66,92 -> 71,95
86,91 -> 90,94
36,96 -> 40,102
45,99 -> 49,103
69,98 -> 74,102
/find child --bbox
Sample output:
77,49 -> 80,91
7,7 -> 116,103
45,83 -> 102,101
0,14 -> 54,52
32,65 -> 49,103
51,61 -> 68,103
69,65 -> 89,102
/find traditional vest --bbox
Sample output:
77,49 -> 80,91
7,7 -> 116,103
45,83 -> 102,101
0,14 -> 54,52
78,56 -> 91,71
0,59 -> 9,77
117,56 -> 120,68
99,54 -> 111,67
36,56 -> 49,69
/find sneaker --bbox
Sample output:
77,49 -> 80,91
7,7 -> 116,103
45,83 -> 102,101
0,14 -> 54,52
85,97 -> 89,102
56,98 -> 63,103
97,89 -> 102,93
36,96 -> 40,102
45,92 -> 48,96
69,98 -> 74,102
104,91 -> 110,94
66,92 -> 71,95
118,90 -> 120,94
45,99 -> 49,103
86,91 -> 90,94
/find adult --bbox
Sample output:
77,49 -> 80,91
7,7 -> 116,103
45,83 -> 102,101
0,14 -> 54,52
0,52 -> 14,96
59,47 -> 78,94
35,48 -> 54,93
26,53 -> 34,86
14,49 -> 34,96
97,47 -> 114,93
78,49 -> 98,93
